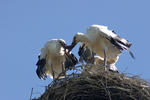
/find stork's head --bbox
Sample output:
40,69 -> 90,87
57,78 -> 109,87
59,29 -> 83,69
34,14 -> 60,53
66,32 -> 87,52
58,39 -> 68,49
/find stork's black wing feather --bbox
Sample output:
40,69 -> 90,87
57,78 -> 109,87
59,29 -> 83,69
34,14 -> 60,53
78,44 -> 95,64
36,55 -> 47,80
107,33 -> 135,59
65,52 -> 78,70
109,37 -> 124,50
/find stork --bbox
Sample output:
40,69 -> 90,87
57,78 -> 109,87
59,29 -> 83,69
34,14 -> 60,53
68,24 -> 134,70
93,56 -> 119,72
36,39 -> 78,80
84,56 -> 119,74
78,45 -> 118,72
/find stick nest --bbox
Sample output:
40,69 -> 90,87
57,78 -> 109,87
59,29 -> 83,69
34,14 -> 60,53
33,66 -> 150,100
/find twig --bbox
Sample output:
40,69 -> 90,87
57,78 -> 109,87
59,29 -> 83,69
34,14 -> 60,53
63,81 -> 69,100
29,88 -> 33,100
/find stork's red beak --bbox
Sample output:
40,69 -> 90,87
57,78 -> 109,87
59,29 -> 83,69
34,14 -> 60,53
65,45 -> 73,52
65,37 -> 77,52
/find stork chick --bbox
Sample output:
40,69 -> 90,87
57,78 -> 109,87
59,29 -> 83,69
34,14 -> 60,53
36,39 -> 78,80
93,56 -> 119,72
78,45 -> 118,73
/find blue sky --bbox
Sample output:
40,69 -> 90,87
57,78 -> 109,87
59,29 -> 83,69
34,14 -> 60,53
0,0 -> 150,99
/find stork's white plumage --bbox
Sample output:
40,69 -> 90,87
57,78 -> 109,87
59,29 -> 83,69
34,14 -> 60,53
85,56 -> 118,74
69,24 -> 134,69
36,39 -> 78,80
78,45 -> 118,72
93,56 -> 118,72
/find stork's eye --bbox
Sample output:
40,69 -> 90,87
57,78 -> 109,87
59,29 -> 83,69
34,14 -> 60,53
59,41 -> 67,48
60,41 -> 64,45
59,41 -> 62,44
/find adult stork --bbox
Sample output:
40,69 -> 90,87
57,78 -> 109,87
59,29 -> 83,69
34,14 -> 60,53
36,39 -> 78,80
68,24 -> 134,70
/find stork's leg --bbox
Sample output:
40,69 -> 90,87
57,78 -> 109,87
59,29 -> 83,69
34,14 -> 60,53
90,52 -> 94,64
62,62 -> 66,78
88,52 -> 95,71
79,56 -> 84,69
104,48 -> 107,71
51,64 -> 55,80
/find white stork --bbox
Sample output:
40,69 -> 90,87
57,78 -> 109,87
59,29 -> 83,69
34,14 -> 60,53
68,24 -> 134,70
36,39 -> 78,80
85,56 -> 119,74
78,45 -> 118,72
93,56 -> 118,72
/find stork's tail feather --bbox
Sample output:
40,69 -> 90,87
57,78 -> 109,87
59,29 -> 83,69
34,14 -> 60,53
117,41 -> 135,59
36,67 -> 47,80
127,42 -> 132,48
109,37 -> 135,59
36,57 -> 47,80
116,39 -> 132,49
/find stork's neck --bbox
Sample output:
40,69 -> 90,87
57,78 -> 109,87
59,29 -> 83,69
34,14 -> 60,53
76,34 -> 88,43
72,34 -> 88,49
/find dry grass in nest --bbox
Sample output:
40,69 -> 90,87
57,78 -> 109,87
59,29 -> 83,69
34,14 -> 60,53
32,65 -> 150,100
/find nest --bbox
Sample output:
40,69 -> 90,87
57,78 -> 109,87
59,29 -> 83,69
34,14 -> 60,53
33,65 -> 150,100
